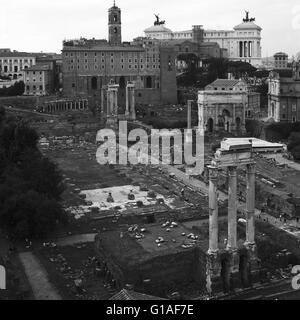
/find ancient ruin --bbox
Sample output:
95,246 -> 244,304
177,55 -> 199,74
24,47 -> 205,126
206,139 -> 259,294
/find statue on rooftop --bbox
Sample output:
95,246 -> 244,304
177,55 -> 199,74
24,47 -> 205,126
154,14 -> 165,26
243,10 -> 255,22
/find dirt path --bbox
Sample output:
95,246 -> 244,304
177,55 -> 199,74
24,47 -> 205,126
19,252 -> 61,300
264,154 -> 300,172
56,233 -> 97,247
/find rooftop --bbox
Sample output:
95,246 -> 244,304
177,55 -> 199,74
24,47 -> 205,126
234,21 -> 262,31
110,289 -> 166,301
0,51 -> 37,58
207,79 -> 243,88
25,64 -> 51,71
144,24 -> 173,33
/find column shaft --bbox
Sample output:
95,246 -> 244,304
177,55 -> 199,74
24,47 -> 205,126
187,100 -> 192,130
208,166 -> 219,254
227,166 -> 237,251
125,86 -> 129,116
246,164 -> 256,245
131,88 -> 136,120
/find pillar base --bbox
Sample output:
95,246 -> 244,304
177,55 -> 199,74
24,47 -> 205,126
106,116 -> 118,130
244,242 -> 261,287
206,251 -> 221,296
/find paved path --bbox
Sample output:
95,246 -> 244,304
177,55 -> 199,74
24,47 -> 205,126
19,252 -> 61,300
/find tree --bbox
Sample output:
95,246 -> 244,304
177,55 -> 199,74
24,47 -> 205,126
0,190 -> 67,240
0,81 -> 25,97
0,109 -> 67,239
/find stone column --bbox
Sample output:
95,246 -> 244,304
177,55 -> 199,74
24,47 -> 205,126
107,90 -> 111,116
245,163 -> 256,247
187,100 -> 192,130
125,86 -> 129,116
131,87 -> 136,120
114,90 -> 118,115
208,166 -> 219,254
227,166 -> 237,251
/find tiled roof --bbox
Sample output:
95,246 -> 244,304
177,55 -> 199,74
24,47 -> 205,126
0,52 -> 37,58
110,289 -> 166,301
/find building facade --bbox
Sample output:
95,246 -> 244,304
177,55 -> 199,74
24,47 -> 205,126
144,12 -> 262,67
274,52 -> 289,70
0,50 -> 36,80
268,62 -> 300,123
62,3 -> 178,108
198,79 -> 250,134
24,64 -> 54,96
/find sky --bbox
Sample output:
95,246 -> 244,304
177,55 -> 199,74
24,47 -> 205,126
0,0 -> 300,57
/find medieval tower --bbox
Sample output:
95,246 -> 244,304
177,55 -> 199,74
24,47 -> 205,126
108,1 -> 122,45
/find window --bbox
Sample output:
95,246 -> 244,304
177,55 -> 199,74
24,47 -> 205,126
39,85 -> 43,90
72,83 -> 75,88
91,77 -> 97,90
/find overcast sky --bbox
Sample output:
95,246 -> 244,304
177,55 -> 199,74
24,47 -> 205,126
1,0 -> 300,57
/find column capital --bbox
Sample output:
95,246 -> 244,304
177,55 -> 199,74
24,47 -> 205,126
208,165 -> 218,181
247,163 -> 256,173
228,166 -> 238,176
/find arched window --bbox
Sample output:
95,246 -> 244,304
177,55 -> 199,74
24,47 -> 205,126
91,77 -> 97,90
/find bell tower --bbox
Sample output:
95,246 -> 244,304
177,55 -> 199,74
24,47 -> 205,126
108,1 -> 122,45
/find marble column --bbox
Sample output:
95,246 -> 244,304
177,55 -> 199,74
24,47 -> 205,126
227,166 -> 237,251
208,166 -> 219,254
245,163 -> 256,246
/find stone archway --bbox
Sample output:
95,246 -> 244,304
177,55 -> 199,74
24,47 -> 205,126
207,118 -> 214,133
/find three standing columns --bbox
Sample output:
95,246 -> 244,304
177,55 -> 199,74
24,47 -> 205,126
208,163 -> 256,253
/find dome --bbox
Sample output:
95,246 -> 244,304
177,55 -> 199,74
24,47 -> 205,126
234,21 -> 262,31
144,24 -> 173,34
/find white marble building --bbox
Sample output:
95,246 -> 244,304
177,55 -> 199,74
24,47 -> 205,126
144,12 -> 262,67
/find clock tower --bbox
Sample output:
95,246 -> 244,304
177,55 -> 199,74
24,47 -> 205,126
108,1 -> 122,45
